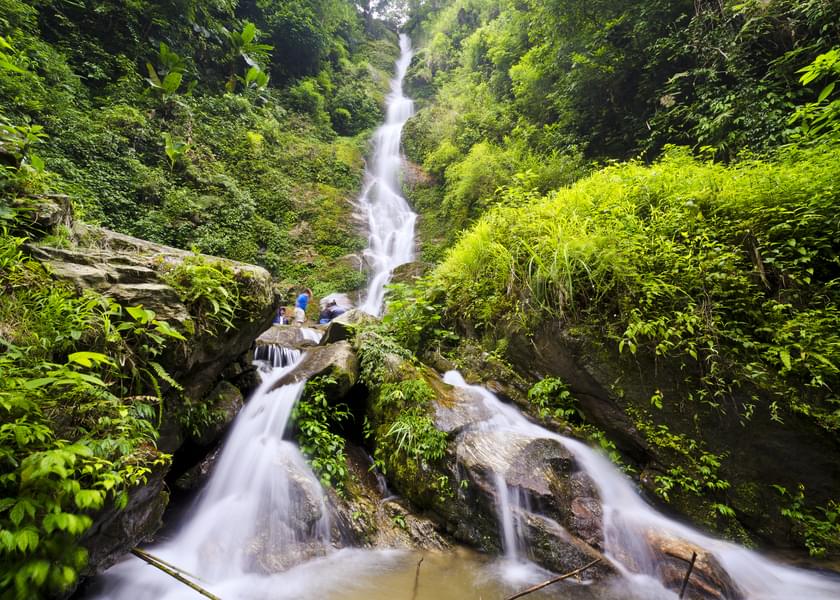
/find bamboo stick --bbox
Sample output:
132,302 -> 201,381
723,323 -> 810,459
131,548 -> 222,600
503,557 -> 602,600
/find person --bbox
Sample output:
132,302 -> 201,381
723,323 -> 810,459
318,299 -> 347,324
272,306 -> 289,325
294,288 -> 312,325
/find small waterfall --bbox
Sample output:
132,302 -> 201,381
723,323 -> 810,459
493,472 -> 526,561
359,34 -> 417,316
254,344 -> 301,368
442,370 -> 840,599
91,352 -> 331,599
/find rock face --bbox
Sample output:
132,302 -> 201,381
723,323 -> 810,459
79,462 -> 168,578
25,209 -> 278,586
360,344 -> 742,598
501,322 -> 840,554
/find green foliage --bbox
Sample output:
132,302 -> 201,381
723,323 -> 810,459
380,280 -> 457,355
369,378 -> 446,474
294,375 -> 351,492
789,48 -> 840,143
434,146 -> 840,431
527,377 -> 580,422
0,0 -> 395,295
0,223 -> 183,599
773,484 -> 840,558
159,254 -> 241,333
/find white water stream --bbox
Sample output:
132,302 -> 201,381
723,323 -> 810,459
358,34 -> 417,316
90,353 -> 333,599
443,371 -> 840,599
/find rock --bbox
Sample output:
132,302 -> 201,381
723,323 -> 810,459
175,445 -> 223,492
330,445 -> 452,551
78,461 -> 168,579
390,261 -> 429,285
366,361 -> 615,579
256,324 -> 323,350
318,292 -> 354,310
271,341 -> 359,394
188,381 -> 243,447
643,531 -> 744,600
320,309 -> 377,345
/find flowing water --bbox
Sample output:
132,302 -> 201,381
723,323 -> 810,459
89,354 -> 333,599
442,371 -> 840,599
358,34 -> 417,316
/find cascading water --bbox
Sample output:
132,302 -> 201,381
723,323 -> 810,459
442,370 -> 840,599
89,352 -> 332,599
358,34 -> 417,316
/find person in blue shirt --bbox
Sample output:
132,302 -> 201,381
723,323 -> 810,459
294,288 -> 312,324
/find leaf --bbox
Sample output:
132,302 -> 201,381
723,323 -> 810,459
16,528 -> 38,552
145,62 -> 161,87
779,349 -> 792,370
126,305 -> 154,323
162,71 -> 182,95
241,22 -> 256,44
67,352 -> 113,368
817,81 -> 836,103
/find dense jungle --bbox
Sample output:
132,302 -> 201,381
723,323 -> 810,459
1,0 -> 839,598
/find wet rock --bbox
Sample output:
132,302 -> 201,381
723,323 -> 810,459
175,445 -> 223,492
188,381 -> 243,447
256,324 -> 325,350
644,531 -> 744,600
330,445 -> 452,551
320,308 -> 376,345
271,341 -> 359,394
390,261 -> 429,284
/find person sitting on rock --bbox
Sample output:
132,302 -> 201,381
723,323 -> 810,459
318,300 -> 346,324
294,288 -> 312,325
272,306 -> 289,325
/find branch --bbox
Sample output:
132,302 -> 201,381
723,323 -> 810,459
411,555 -> 424,600
504,558 -> 602,600
679,551 -> 698,599
131,548 -> 222,600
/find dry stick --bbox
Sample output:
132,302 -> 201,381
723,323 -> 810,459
410,555 -> 424,600
503,557 -> 602,600
131,548 -> 222,600
678,551 -> 698,599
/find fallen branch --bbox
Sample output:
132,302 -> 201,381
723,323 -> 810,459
131,548 -> 222,600
410,555 -> 424,600
503,557 -> 602,600
679,551 -> 698,599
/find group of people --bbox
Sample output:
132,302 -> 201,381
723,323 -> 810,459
271,288 -> 347,326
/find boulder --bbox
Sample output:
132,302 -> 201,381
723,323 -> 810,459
644,531 -> 744,600
256,324 -> 322,350
320,308 -> 377,345
271,341 -> 359,395
330,444 -> 452,551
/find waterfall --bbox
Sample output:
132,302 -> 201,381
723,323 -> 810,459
253,344 -> 301,368
359,34 -> 417,316
442,371 -> 840,599
90,352 -> 331,599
